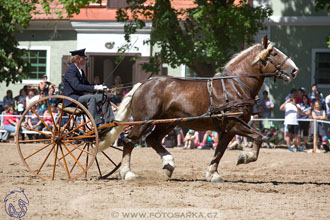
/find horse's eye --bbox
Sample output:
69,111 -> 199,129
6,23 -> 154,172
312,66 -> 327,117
272,52 -> 278,56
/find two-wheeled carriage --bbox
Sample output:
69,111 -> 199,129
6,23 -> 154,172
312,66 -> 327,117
15,94 -> 241,181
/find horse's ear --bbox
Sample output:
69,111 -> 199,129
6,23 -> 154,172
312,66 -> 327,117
262,35 -> 268,49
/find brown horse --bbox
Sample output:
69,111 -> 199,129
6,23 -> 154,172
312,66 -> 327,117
116,36 -> 299,181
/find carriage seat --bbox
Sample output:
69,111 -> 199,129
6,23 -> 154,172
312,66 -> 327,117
57,103 -> 84,115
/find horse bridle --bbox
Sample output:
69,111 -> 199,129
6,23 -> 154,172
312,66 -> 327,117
262,47 -> 291,80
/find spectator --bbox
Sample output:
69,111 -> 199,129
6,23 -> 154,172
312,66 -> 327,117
295,88 -> 305,104
297,95 -> 312,149
26,105 -> 44,139
285,88 -> 298,101
198,130 -> 218,150
15,89 -> 26,114
3,90 -> 15,108
309,84 -> 323,102
1,106 -> 19,142
38,75 -> 56,95
42,104 -> 57,131
183,129 -> 199,149
47,86 -> 57,106
310,100 -> 327,152
260,90 -> 274,129
322,136 -> 330,153
262,126 -> 278,149
313,91 -> 326,110
228,135 -> 244,150
110,75 -> 124,105
280,97 -> 302,152
325,94 -> 330,136
26,89 -> 39,107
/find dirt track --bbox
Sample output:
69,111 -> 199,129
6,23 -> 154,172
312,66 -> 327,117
1,143 -> 330,220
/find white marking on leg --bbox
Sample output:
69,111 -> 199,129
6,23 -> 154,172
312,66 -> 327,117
160,153 -> 175,177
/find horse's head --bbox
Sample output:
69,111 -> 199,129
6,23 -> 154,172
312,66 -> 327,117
252,35 -> 299,82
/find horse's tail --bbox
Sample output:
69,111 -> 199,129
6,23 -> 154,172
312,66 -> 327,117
98,83 -> 142,152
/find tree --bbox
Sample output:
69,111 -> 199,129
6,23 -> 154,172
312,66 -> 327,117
0,0 -> 100,86
117,0 -> 272,77
315,0 -> 330,47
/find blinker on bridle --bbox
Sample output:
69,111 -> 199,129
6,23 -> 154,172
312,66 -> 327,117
262,47 -> 291,82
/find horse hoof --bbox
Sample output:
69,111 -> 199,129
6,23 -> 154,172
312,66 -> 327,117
206,172 -> 223,182
237,151 -> 254,165
162,155 -> 175,178
119,169 -> 137,180
163,164 -> 174,177
124,171 -> 137,180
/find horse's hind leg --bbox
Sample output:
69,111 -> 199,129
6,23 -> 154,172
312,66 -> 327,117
232,121 -> 263,165
119,124 -> 150,180
145,124 -> 176,178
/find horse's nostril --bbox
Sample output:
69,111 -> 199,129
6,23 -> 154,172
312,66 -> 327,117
291,69 -> 298,78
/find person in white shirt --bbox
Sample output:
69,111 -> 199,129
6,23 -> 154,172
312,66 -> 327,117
280,97 -> 302,152
325,94 -> 330,136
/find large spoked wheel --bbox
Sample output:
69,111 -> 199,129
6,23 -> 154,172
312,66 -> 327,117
16,95 -> 99,181
93,141 -> 123,179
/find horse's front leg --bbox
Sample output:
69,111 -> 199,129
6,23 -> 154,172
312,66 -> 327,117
146,124 -> 176,178
233,122 -> 263,165
206,133 -> 234,182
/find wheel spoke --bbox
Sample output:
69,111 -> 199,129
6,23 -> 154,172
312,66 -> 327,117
69,144 -> 87,173
36,144 -> 55,175
61,119 -> 92,138
24,142 -> 54,160
109,145 -> 123,152
60,105 -> 81,136
31,108 -> 55,136
61,143 -> 85,172
85,144 -> 89,178
52,144 -> 59,180
95,155 -> 102,177
101,151 -> 119,167
21,124 -> 52,137
64,141 -> 95,156
58,142 -> 84,160
18,138 -> 53,143
46,100 -> 58,135
64,135 -> 96,140
58,99 -> 65,136
59,145 -> 71,180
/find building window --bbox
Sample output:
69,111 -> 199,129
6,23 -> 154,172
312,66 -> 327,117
107,0 -> 129,8
19,46 -> 50,84
312,49 -> 330,88
25,50 -> 47,80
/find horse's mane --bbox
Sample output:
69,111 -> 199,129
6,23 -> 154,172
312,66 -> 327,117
224,44 -> 260,68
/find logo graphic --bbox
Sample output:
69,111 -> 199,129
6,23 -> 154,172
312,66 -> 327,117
4,190 -> 29,218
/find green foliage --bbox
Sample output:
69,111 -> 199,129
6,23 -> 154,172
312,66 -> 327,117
0,0 -> 101,86
117,0 -> 272,76
315,0 -> 330,47
315,0 -> 330,11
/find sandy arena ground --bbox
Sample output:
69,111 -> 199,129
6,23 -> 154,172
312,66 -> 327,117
1,142 -> 330,220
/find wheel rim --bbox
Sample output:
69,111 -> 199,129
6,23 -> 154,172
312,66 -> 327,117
16,95 -> 99,181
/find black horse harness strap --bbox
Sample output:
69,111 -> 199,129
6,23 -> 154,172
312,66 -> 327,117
223,69 -> 253,95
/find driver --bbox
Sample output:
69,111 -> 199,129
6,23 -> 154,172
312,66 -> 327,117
63,48 -> 114,127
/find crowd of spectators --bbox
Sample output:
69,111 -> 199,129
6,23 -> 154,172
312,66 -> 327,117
1,80 -> 330,154
0,75 -> 58,142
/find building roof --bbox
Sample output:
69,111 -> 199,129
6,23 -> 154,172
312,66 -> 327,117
32,0 -> 244,21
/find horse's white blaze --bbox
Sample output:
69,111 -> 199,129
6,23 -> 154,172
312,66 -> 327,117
275,47 -> 299,72
98,83 -> 142,152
